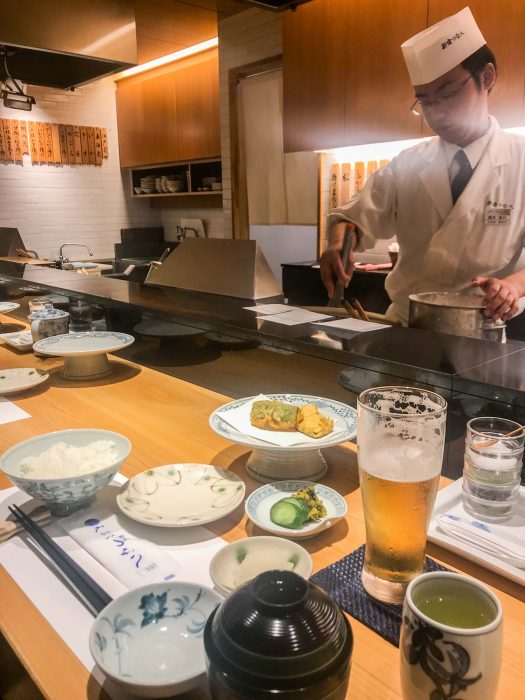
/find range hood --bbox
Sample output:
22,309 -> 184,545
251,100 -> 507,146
0,0 -> 137,90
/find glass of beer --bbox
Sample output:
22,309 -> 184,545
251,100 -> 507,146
357,386 -> 447,604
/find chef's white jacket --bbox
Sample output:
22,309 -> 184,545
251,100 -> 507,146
328,117 -> 525,325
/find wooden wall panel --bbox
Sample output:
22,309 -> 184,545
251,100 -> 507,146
116,50 -> 220,167
283,0 -> 348,152
142,72 -> 178,163
344,0 -> 427,144
116,80 -> 146,167
175,56 -> 220,161
428,0 -> 525,129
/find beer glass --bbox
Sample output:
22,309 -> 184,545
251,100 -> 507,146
357,387 -> 447,604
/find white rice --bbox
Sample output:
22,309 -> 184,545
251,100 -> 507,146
20,440 -> 118,478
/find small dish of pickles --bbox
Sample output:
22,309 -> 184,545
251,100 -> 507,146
245,481 -> 347,539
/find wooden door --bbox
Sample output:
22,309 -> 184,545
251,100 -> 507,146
428,0 -> 525,128
344,0 -> 427,144
175,55 -> 220,161
283,0 -> 349,152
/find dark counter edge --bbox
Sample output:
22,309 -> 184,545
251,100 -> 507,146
3,265 -> 525,405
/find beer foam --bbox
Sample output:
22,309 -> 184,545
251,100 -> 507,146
360,435 -> 442,482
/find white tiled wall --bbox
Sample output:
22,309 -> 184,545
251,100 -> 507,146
0,79 -> 160,260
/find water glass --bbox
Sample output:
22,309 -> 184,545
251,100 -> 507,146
400,572 -> 502,700
69,298 -> 93,332
357,386 -> 447,604
28,297 -> 53,314
463,416 -> 524,522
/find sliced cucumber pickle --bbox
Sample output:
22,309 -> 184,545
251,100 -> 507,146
270,498 -> 308,529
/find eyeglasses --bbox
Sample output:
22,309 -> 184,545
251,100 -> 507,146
410,75 -> 473,116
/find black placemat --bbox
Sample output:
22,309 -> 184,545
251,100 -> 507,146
311,544 -> 449,647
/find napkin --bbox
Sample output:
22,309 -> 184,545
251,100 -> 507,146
0,398 -> 31,424
218,394 -> 345,447
58,482 -> 226,590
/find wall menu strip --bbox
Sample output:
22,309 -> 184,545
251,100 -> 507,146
87,127 -> 96,164
28,121 -> 39,163
0,119 -> 109,165
80,127 -> 89,165
101,128 -> 109,159
58,124 -> 68,164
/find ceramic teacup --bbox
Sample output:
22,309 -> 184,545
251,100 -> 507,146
400,571 -> 502,700
29,309 -> 69,342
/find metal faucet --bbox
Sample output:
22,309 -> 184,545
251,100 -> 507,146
57,243 -> 94,269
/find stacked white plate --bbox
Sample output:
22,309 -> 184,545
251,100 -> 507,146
139,176 -> 156,194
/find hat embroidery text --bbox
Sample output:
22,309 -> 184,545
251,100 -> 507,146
441,31 -> 465,50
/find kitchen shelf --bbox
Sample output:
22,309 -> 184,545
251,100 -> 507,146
129,158 -> 222,199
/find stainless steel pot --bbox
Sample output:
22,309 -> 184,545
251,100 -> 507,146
408,292 -> 506,342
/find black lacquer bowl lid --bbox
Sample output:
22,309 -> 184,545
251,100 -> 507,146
204,570 -> 353,691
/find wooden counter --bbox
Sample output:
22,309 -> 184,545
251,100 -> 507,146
0,324 -> 523,700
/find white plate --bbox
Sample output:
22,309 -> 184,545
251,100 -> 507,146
209,536 -> 313,595
0,330 -> 33,351
428,478 -> 525,586
32,331 -> 134,357
209,393 -> 357,451
245,481 -> 347,539
0,302 -> 20,315
0,368 -> 49,394
116,463 -> 246,527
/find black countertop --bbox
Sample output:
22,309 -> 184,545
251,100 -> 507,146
2,264 -> 525,403
2,264 -> 525,481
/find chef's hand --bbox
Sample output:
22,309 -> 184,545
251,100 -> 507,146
320,222 -> 356,298
471,276 -> 520,321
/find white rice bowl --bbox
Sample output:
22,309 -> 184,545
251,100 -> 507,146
0,429 -> 131,515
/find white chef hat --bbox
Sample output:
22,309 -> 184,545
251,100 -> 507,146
401,7 -> 486,86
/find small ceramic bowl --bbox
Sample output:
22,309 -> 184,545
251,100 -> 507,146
0,429 -> 131,516
90,581 -> 223,698
209,536 -> 313,595
134,187 -> 143,194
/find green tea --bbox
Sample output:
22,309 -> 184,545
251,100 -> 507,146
412,578 -> 498,629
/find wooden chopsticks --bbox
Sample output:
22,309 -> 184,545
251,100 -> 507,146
8,504 -> 112,615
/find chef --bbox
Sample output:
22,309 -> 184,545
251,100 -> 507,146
320,7 -> 525,325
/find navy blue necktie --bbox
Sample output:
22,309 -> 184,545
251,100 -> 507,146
451,149 -> 474,205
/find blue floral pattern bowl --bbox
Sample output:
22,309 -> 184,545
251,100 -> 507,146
0,429 -> 131,516
90,581 -> 223,698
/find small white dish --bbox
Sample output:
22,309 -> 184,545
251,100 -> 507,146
428,478 -> 525,586
0,330 -> 33,351
245,481 -> 347,539
117,463 -> 246,527
209,536 -> 313,595
90,581 -> 222,698
32,331 -> 135,380
0,302 -> 20,315
0,367 -> 48,394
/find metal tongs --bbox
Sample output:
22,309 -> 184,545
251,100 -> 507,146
327,227 -> 353,308
327,228 -> 370,322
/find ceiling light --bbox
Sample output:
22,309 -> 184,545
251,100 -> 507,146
115,38 -> 218,80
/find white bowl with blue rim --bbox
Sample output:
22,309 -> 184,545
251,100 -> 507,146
245,481 -> 348,539
0,429 -> 131,516
209,535 -> 313,595
90,581 -> 223,698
